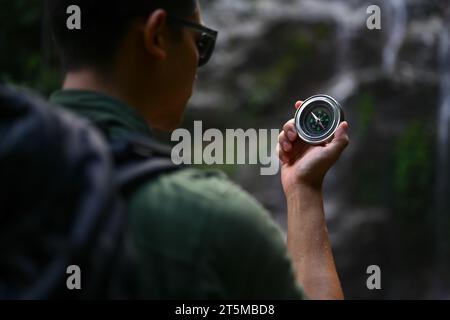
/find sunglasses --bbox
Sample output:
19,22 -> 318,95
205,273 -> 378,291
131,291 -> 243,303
167,15 -> 218,67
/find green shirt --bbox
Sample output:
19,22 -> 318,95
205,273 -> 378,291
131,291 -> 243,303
50,90 -> 305,299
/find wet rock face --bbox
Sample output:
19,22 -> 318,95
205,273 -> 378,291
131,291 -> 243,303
189,0 -> 450,298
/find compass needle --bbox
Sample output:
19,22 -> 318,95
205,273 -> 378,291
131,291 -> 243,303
311,112 -> 320,122
319,122 -> 326,130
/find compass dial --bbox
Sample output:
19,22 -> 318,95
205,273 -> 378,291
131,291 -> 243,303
303,107 -> 332,136
295,95 -> 345,145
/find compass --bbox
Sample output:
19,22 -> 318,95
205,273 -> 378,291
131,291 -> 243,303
294,95 -> 345,145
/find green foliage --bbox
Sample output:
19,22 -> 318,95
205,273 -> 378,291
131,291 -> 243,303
247,31 -> 314,115
351,93 -> 384,206
313,23 -> 332,41
356,92 -> 376,137
388,120 -> 436,264
353,160 -> 386,206
392,121 -> 435,222
0,1 -> 60,95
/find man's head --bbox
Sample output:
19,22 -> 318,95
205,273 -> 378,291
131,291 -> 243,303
46,0 -> 214,131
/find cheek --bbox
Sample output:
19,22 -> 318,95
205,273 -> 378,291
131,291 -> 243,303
169,35 -> 198,100
183,42 -> 198,89
188,43 -> 199,75
186,33 -> 199,71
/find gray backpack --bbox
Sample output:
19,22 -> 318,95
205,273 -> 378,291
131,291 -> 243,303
0,86 -> 179,299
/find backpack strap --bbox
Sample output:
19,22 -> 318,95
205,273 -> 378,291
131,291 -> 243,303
110,134 -> 183,195
116,157 -> 180,195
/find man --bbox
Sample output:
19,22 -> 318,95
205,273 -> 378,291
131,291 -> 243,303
46,0 -> 349,299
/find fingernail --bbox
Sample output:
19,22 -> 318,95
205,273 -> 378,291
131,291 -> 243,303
344,123 -> 349,133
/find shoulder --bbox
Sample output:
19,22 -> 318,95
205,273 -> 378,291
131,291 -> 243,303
129,167 -> 270,222
127,167 -> 277,262
127,167 -> 304,299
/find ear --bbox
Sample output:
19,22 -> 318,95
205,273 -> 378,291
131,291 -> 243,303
143,9 -> 168,62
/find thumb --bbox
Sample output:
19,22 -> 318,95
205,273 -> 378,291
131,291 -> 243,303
324,122 -> 349,160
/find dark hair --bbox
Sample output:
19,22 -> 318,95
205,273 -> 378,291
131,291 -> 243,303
45,0 -> 197,72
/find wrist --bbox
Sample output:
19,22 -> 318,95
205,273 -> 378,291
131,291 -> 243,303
285,184 -> 325,216
284,180 -> 323,197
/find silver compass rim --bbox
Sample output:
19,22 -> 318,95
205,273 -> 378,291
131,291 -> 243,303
294,94 -> 344,145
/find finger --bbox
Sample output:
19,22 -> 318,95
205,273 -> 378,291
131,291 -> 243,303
278,131 -> 293,152
276,143 -> 289,164
295,101 -> 303,109
283,119 -> 298,142
325,122 -> 349,158
334,121 -> 349,141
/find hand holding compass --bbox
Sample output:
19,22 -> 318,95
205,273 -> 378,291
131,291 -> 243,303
277,96 -> 349,191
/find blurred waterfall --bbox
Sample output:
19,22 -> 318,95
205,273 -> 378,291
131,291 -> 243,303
199,0 -> 450,298
382,0 -> 408,75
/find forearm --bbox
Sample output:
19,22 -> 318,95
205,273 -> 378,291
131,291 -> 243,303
286,185 -> 344,300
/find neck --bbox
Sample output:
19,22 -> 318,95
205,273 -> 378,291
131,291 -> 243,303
62,69 -> 153,121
